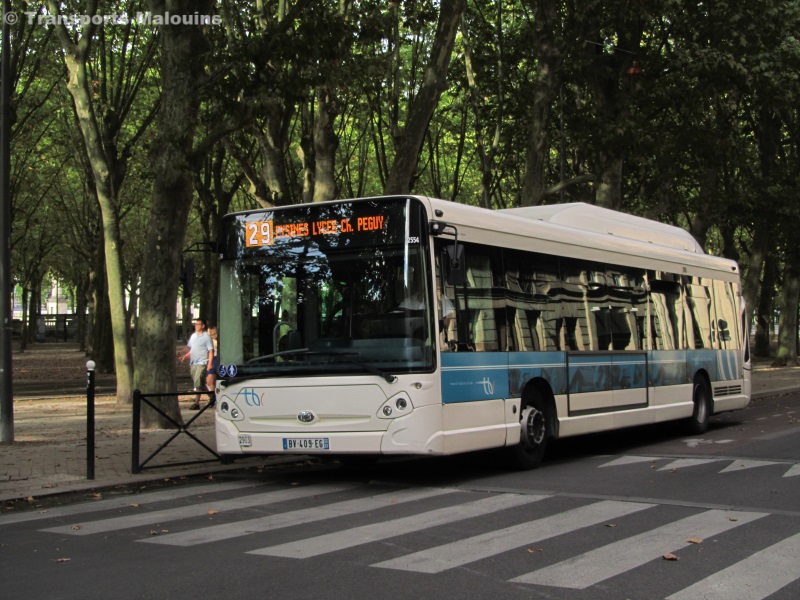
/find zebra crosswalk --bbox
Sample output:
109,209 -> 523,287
373,499 -> 654,574
140,486 -> 457,546
600,455 -> 800,477
249,493 -> 545,559
665,532 -> 800,600
510,509 -> 767,588
5,479 -> 799,599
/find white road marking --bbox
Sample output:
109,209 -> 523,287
249,493 -> 548,559
658,458 -> 724,471
510,509 -> 767,589
140,487 -> 457,546
719,460 -> 782,473
40,483 -> 358,535
1,481 -> 261,526
666,532 -> 800,600
373,500 -> 654,574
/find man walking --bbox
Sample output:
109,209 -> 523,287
179,318 -> 215,410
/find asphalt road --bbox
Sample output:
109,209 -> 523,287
2,391 -> 799,600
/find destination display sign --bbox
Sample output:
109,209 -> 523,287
244,215 -> 387,247
221,197 -> 425,259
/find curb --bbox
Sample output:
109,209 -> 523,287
0,455 -> 316,504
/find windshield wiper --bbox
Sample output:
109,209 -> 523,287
312,350 -> 398,383
246,348 -> 311,364
281,349 -> 396,383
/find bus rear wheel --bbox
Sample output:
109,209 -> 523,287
510,391 -> 551,470
687,378 -> 712,434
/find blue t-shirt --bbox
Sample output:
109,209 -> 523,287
187,332 -> 214,366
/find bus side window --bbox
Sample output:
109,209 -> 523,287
560,257 -> 609,351
435,243 -> 458,351
465,248 -> 504,351
608,266 -> 646,350
504,250 -> 560,352
685,277 -> 713,349
647,271 -> 683,351
712,280 -> 738,349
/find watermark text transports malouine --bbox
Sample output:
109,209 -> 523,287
6,11 -> 222,27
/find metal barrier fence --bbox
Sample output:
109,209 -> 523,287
131,389 -> 220,474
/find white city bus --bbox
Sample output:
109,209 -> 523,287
215,195 -> 750,468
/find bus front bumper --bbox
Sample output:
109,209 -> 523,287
215,404 -> 447,456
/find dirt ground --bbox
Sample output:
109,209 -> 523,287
8,341 -> 206,445
12,341 -> 100,382
11,340 -> 192,386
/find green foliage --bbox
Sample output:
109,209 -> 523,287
9,0 -> 800,355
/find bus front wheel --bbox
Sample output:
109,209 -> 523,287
510,392 -> 551,470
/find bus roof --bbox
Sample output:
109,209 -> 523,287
499,203 -> 705,254
420,196 -> 738,279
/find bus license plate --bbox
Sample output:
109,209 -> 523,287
283,437 -> 330,450
238,434 -> 252,447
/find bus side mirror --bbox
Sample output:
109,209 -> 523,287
446,244 -> 466,286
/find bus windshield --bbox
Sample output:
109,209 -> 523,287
218,197 -> 434,381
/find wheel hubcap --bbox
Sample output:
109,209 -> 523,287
520,405 -> 545,448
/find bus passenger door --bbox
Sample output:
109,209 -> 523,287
566,352 -> 615,415
611,352 -> 648,410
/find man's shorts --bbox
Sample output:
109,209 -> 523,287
190,364 -> 206,390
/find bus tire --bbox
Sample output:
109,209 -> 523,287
509,389 -> 551,470
687,377 -> 712,434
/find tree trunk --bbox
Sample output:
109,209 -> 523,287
595,154 -> 623,210
746,100 -> 781,335
49,1 -> 134,404
76,273 -> 89,353
256,106 -> 294,206
298,100 -> 315,204
91,277 -> 114,373
64,67 -> 134,401
136,0 -> 211,427
30,279 -> 41,345
313,85 -> 338,203
384,0 -> 466,194
689,167 -> 715,250
520,0 -> 560,207
754,256 -> 777,356
773,256 -> 800,366
462,7 -> 504,209
126,280 -> 139,346
19,286 -> 28,353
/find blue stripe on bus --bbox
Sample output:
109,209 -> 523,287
509,351 -> 567,397
440,353 -> 509,403
717,349 -> 741,380
649,350 -> 688,387
568,353 -> 648,394
441,349 -> 742,405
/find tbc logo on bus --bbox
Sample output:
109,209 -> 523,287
480,377 -> 495,395
238,388 -> 263,407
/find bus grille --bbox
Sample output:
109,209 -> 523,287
714,384 -> 743,397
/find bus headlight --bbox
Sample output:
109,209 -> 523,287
217,395 -> 244,421
378,392 -> 413,419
